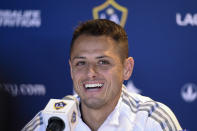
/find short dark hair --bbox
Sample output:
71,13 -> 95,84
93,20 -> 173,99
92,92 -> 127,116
70,19 -> 129,61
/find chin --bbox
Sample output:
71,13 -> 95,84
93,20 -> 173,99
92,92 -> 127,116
83,99 -> 106,109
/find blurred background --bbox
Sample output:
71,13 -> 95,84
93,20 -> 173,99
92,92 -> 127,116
0,0 -> 196,130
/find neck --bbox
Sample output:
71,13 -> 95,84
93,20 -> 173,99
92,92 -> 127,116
80,94 -> 121,131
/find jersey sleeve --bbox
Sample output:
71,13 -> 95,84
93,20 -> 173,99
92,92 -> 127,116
21,111 -> 46,131
145,102 -> 182,131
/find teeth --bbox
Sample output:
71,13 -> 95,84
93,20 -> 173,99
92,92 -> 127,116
85,83 -> 103,88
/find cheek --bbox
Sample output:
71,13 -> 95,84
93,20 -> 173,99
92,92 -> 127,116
110,69 -> 124,88
112,66 -> 124,78
72,68 -> 83,78
102,69 -> 123,86
71,70 -> 86,88
71,71 -> 80,86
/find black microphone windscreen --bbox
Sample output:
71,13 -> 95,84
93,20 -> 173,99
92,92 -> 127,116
46,117 -> 65,131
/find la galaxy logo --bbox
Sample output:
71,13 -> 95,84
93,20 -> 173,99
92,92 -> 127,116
93,0 -> 128,27
54,101 -> 67,110
181,83 -> 197,103
71,111 -> 77,123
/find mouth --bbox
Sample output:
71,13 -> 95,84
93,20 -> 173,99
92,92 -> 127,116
84,83 -> 104,89
83,82 -> 104,90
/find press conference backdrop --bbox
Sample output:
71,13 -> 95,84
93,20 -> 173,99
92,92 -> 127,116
0,0 -> 196,130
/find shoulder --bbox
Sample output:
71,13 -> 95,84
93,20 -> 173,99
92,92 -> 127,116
121,87 -> 182,131
21,111 -> 45,131
62,94 -> 79,102
145,101 -> 182,131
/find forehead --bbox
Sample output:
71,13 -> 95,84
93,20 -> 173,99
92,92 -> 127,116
70,35 -> 119,59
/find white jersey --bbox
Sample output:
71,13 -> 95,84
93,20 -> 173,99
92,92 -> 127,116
22,86 -> 182,131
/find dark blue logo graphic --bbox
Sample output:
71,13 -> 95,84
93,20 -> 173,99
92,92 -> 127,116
71,111 -> 77,123
54,101 -> 66,110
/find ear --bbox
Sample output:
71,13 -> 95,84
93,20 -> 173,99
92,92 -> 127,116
123,57 -> 134,80
69,60 -> 73,79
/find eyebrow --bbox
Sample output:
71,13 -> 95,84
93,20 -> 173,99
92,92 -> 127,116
71,56 -> 86,61
71,55 -> 109,61
96,56 -> 109,59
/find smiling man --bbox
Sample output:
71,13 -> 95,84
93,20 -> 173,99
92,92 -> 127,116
22,19 -> 182,131
69,34 -> 133,130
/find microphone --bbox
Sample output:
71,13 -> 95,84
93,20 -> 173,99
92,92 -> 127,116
42,97 -> 79,131
46,117 -> 65,131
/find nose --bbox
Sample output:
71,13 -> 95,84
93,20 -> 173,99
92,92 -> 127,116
87,64 -> 97,78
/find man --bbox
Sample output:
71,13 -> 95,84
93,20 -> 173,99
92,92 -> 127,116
22,19 -> 182,131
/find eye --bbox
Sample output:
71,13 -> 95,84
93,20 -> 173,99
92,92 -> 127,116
75,61 -> 86,66
98,60 -> 110,65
